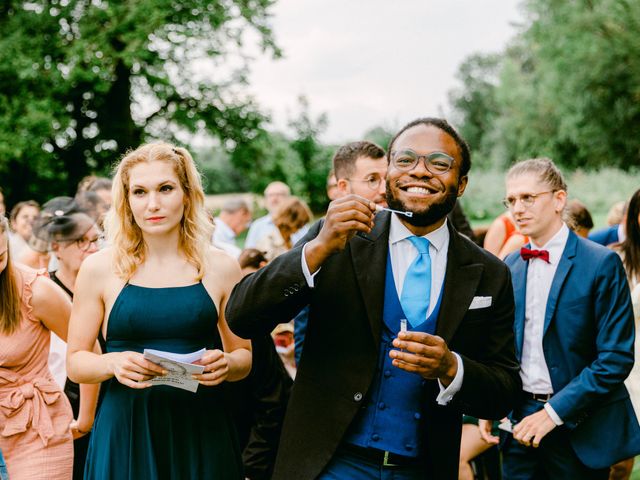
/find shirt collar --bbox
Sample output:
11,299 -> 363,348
389,213 -> 449,253
530,223 -> 569,265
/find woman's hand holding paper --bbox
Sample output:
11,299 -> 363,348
192,349 -> 230,386
107,351 -> 166,389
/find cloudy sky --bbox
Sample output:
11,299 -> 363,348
246,0 -> 524,144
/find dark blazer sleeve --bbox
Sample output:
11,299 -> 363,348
226,220 -> 322,339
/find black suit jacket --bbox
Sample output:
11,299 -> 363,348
226,211 -> 520,479
226,335 -> 292,480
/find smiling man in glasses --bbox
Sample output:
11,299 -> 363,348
227,117 -> 521,479
481,158 -> 640,479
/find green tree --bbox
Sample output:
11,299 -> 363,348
519,0 -> 640,169
228,129 -> 306,197
362,125 -> 394,151
0,0 -> 279,205
449,0 -> 640,170
448,53 -> 502,168
287,95 -> 332,213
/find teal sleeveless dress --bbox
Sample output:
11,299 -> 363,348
84,284 -> 243,479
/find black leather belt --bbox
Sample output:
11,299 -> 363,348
525,392 -> 552,402
341,443 -> 423,468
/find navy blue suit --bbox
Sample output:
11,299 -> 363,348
505,230 -> 640,472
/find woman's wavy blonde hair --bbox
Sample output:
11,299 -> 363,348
104,143 -> 213,281
0,216 -> 21,334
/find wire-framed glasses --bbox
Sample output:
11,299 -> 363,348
390,150 -> 454,175
502,191 -> 556,209
346,175 -> 384,190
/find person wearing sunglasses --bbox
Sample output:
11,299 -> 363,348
227,118 -> 520,480
480,158 -> 640,479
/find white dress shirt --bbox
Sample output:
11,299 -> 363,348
212,217 -> 241,258
618,223 -> 626,243
244,215 -> 274,248
301,215 -> 463,405
388,213 -> 448,317
520,222 -> 569,424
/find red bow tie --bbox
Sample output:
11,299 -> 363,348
520,247 -> 550,263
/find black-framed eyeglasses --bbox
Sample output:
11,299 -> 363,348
502,191 -> 556,209
72,235 -> 103,252
390,150 -> 454,175
346,176 -> 384,190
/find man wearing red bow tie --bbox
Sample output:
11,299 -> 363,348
482,158 -> 640,479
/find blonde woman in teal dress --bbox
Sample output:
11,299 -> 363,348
67,143 -> 252,479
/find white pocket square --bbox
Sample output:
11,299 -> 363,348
469,296 -> 492,310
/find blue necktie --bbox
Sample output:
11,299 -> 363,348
401,236 -> 431,328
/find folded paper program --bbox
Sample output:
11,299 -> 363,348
143,348 -> 206,393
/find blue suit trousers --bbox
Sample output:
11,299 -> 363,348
502,397 -> 609,480
317,446 -> 428,480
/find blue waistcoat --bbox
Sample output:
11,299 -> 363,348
344,252 -> 443,457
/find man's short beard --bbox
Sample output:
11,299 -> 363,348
386,184 -> 459,227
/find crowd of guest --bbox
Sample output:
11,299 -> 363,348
0,118 -> 639,480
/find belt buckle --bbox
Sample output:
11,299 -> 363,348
383,451 -> 398,467
534,393 -> 551,402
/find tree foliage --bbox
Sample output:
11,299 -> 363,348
448,53 -> 502,168
0,0 -> 279,205
449,0 -> 640,170
286,95 -> 333,213
201,96 -> 334,214
362,125 -> 394,152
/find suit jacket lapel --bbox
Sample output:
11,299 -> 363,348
437,223 -> 484,343
510,250 -> 528,360
350,210 -> 391,346
543,231 -> 577,336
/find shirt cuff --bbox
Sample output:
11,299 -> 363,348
301,243 -> 320,288
544,402 -> 564,426
436,352 -> 464,405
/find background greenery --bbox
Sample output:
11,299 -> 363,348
1,0 -> 638,224
461,167 -> 639,229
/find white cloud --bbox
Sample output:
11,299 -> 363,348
247,0 -> 524,143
